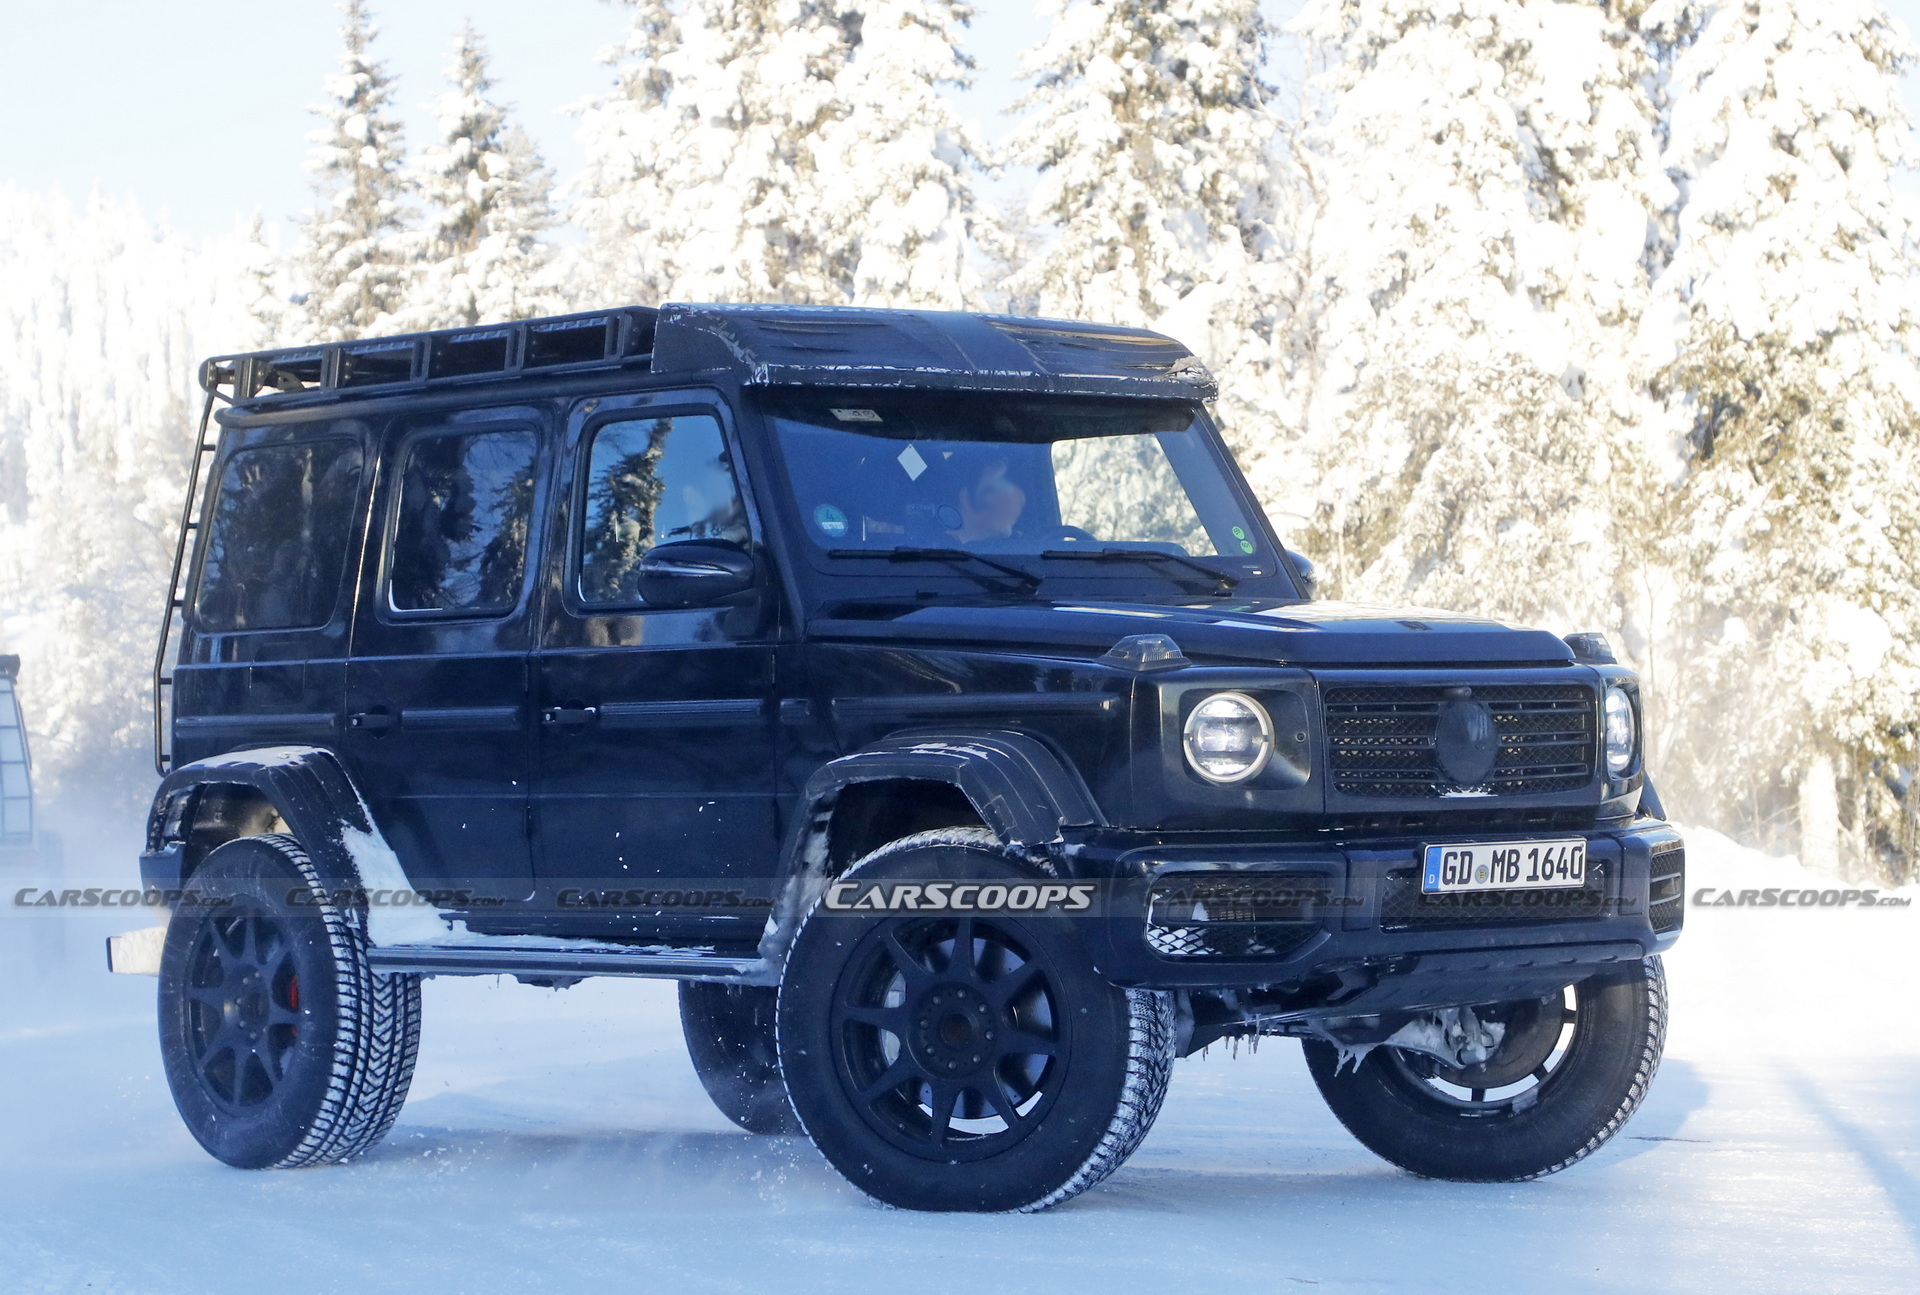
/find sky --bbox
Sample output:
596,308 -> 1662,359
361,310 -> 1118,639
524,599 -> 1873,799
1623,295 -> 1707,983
0,0 -> 1915,240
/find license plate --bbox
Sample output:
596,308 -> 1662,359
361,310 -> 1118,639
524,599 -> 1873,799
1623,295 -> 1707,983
1421,839 -> 1587,894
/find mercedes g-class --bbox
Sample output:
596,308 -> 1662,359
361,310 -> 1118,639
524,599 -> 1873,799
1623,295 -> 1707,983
123,304 -> 1683,1211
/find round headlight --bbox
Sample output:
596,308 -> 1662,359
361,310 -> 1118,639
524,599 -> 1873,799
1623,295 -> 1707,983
1183,692 -> 1274,785
1604,685 -> 1636,776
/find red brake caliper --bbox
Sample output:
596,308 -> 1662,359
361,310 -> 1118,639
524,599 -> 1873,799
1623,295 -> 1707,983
288,974 -> 300,1037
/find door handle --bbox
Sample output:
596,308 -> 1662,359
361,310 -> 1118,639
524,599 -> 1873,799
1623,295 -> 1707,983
542,705 -> 599,729
347,711 -> 396,734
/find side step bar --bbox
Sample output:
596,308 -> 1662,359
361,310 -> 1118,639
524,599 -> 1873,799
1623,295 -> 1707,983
366,943 -> 768,982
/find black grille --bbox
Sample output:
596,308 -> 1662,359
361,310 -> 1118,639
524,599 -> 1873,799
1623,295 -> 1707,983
1145,872 -> 1325,959
1326,684 -> 1597,798
1380,859 -> 1610,930
1649,841 -> 1685,934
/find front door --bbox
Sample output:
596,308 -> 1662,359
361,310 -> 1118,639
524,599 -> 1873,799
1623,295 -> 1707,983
532,393 -> 780,945
339,403 -> 552,907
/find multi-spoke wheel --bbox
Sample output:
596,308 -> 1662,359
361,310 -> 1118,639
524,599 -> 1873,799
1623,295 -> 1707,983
1303,956 -> 1668,1181
159,834 -> 420,1169
179,898 -> 306,1113
778,828 -> 1174,1212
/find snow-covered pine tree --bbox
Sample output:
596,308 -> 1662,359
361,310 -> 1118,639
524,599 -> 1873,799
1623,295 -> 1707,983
812,0 -> 992,307
570,0 -> 855,305
571,0 -> 991,309
398,24 -> 558,330
0,187 -> 254,817
1006,0 -> 1285,329
1287,0 -> 1669,637
290,0 -> 413,341
1646,0 -> 1920,880
1005,0 -> 1305,506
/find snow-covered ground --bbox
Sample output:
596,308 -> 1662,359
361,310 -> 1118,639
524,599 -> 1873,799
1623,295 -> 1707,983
2,826 -> 1914,1294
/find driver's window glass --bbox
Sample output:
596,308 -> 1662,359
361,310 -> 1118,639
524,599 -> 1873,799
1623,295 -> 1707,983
1051,434 -> 1211,553
388,428 -> 539,614
577,414 -> 748,606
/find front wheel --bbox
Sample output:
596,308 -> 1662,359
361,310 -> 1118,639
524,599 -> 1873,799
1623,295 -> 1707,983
777,828 -> 1175,1212
1304,956 -> 1667,1181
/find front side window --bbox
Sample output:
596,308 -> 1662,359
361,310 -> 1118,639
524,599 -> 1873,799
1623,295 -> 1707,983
195,440 -> 363,632
577,414 -> 749,605
388,428 -> 539,614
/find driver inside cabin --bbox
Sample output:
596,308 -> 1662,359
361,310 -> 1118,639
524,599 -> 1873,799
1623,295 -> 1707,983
859,446 -> 1030,547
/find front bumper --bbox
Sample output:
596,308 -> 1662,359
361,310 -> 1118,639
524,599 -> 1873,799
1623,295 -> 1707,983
1075,818 -> 1683,1020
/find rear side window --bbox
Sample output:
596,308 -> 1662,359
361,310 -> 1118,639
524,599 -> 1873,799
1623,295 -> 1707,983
195,440 -> 364,631
577,414 -> 749,605
388,428 -> 540,614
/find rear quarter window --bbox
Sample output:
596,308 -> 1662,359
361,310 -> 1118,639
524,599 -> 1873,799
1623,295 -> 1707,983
194,440 -> 364,632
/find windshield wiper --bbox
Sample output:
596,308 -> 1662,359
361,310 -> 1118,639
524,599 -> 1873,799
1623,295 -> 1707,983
1039,547 -> 1239,595
827,548 -> 1044,596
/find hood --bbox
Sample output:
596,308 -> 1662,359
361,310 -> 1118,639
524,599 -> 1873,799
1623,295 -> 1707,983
809,599 -> 1575,667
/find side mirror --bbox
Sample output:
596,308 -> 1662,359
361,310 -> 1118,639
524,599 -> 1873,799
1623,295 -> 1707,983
636,540 -> 757,609
1284,549 -> 1319,599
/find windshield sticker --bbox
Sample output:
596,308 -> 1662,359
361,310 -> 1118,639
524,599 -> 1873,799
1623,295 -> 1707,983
813,504 -> 849,538
897,444 -> 928,480
831,408 -> 884,423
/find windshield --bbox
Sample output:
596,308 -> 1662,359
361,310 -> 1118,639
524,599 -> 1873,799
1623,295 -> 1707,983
762,391 -> 1274,580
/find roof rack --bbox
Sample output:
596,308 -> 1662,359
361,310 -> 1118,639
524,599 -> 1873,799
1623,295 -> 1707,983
200,306 -> 660,405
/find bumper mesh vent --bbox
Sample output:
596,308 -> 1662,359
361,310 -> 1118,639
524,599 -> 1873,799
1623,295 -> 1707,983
1649,840 -> 1686,934
1145,872 -> 1325,960
1326,683 -> 1598,799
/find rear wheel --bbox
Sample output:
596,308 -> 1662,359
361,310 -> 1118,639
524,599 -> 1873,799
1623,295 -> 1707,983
777,829 -> 1174,1212
158,834 -> 421,1169
679,982 -> 800,1134
1304,956 -> 1667,1181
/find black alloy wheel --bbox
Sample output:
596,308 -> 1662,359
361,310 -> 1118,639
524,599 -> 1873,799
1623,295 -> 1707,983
1304,956 -> 1668,1182
179,898 -> 306,1113
159,834 -> 421,1169
830,910 -> 1069,1158
778,828 -> 1175,1213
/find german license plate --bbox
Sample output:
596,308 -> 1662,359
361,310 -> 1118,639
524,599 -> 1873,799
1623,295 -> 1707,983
1421,839 -> 1587,894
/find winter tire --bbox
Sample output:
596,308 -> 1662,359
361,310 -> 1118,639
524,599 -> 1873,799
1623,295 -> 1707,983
679,981 -> 801,1134
158,833 -> 422,1169
1304,955 -> 1667,1182
777,828 -> 1175,1212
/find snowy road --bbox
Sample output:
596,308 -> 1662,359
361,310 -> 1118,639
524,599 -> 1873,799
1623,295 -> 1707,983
3,829 -> 1914,1294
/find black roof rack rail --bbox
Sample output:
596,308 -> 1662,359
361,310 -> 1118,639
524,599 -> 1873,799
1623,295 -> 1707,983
200,306 -> 660,405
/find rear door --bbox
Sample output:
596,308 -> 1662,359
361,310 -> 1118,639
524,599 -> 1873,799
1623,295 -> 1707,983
531,391 -> 780,944
174,423 -> 368,769
339,402 -> 552,902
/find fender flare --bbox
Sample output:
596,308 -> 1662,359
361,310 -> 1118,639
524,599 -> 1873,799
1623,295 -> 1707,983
798,729 -> 1105,854
141,745 -> 406,900
757,729 -> 1107,968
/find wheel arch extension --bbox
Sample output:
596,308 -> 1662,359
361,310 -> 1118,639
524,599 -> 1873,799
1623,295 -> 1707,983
141,746 -> 396,895
756,730 -> 1106,968
792,729 -> 1105,868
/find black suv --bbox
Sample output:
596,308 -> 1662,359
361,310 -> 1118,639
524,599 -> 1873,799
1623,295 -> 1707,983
132,304 -> 1682,1211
